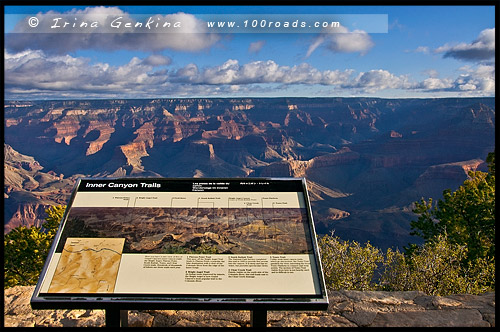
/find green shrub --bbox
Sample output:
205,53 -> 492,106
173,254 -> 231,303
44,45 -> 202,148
4,205 -> 65,288
319,232 -> 495,296
317,233 -> 383,291
378,247 -> 412,291
404,151 -> 495,295
410,152 -> 495,264
380,234 -> 473,295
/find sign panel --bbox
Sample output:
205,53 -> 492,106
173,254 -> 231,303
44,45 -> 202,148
32,178 -> 328,310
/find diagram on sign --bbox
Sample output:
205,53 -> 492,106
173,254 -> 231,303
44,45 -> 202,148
48,238 -> 125,293
58,192 -> 313,255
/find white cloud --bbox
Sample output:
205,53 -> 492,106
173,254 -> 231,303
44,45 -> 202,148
421,69 -> 440,78
4,49 -> 170,97
415,46 -> 430,54
434,28 -> 495,62
201,59 -> 240,84
453,65 -> 495,92
142,54 -> 172,67
4,51 -> 495,99
5,7 -> 220,53
173,63 -> 199,82
248,40 -> 266,54
413,65 -> 495,94
343,69 -> 413,93
306,26 -> 374,58
305,36 -> 326,58
173,59 -> 354,86
417,77 -> 454,90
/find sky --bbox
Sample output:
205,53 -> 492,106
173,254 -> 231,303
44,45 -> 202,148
3,5 -> 496,100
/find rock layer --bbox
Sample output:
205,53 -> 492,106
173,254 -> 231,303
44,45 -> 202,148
4,98 -> 495,251
4,286 -> 495,327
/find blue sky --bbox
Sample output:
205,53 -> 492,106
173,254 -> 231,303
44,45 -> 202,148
3,5 -> 495,99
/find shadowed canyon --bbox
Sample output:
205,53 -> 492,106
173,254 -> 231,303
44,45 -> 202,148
4,97 -> 495,250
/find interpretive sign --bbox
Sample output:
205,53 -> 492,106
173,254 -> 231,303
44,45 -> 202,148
31,178 -> 328,311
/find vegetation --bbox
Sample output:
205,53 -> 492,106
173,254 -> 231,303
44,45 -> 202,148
317,233 -> 383,291
403,150 -> 495,294
4,205 -> 65,288
409,153 -> 495,264
4,152 -> 494,295
318,231 -> 494,296
318,151 -> 495,296
380,233 -> 494,295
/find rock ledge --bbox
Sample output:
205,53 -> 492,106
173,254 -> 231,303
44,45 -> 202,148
4,286 -> 495,327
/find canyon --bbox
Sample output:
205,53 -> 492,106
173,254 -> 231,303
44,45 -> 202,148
4,97 -> 495,250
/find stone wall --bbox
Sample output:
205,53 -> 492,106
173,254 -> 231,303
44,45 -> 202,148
4,286 -> 495,327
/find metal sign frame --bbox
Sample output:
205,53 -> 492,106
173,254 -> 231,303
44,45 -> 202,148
31,177 -> 329,312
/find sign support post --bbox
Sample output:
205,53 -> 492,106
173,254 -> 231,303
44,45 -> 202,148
105,309 -> 265,327
250,309 -> 267,327
105,309 -> 128,327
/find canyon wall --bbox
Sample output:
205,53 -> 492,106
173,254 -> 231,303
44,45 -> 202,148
4,97 -> 495,250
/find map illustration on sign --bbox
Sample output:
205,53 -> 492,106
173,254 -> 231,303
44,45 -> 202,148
48,237 -> 125,293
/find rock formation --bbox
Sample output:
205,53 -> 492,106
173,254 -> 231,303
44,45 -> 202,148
4,97 -> 495,250
4,144 -> 79,233
4,286 -> 495,327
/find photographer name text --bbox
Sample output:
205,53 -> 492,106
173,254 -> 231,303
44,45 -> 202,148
50,16 -> 182,30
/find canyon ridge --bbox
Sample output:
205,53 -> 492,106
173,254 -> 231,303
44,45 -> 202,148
4,97 -> 495,250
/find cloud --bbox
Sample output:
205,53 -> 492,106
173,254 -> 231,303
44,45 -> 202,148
4,49 -> 170,97
142,54 -> 172,67
306,26 -> 374,58
422,69 -> 439,78
4,50 -> 495,99
417,77 -> 454,91
248,40 -> 266,54
414,65 -> 495,94
434,28 -> 495,62
389,18 -> 404,31
305,37 -> 325,58
453,65 -> 495,92
173,59 -> 354,86
5,6 -> 220,53
414,46 -> 430,54
342,70 -> 413,93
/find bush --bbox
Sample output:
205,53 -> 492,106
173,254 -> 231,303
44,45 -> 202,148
319,232 -> 495,296
378,247 -> 412,291
4,205 -> 65,288
381,234 -> 473,295
317,233 -> 383,291
410,152 -> 495,264
404,151 -> 495,294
